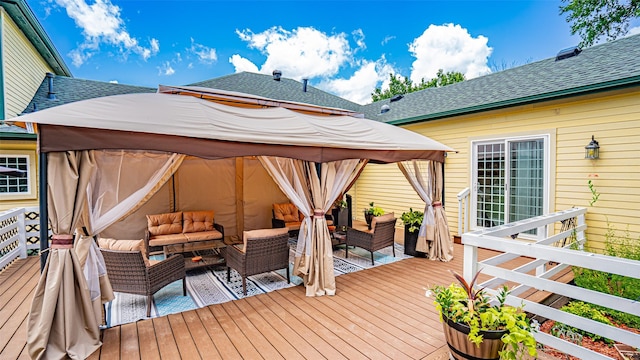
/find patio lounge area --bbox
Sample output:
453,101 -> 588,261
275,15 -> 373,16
0,242 -> 570,359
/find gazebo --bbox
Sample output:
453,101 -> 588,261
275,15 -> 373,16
14,92 -> 454,359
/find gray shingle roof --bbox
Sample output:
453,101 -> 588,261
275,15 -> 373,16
189,72 -> 362,112
362,33 -> 640,124
20,76 -> 156,114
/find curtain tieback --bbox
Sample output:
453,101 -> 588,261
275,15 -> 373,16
51,234 -> 74,249
432,201 -> 442,208
313,209 -> 325,218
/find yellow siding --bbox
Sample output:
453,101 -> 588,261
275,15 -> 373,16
2,9 -> 52,119
354,88 -> 640,251
0,141 -> 39,211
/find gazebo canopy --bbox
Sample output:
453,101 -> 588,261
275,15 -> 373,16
15,92 -> 452,161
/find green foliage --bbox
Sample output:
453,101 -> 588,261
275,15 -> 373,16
587,179 -> 600,206
560,0 -> 640,47
334,199 -> 347,209
550,322 -> 583,345
428,270 -> 537,359
557,302 -> 614,344
365,202 -> 384,216
573,223 -> 640,301
401,208 -> 424,233
371,70 -> 465,102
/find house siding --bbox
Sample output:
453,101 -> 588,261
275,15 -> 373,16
355,88 -> 640,251
2,9 -> 52,119
0,140 -> 39,211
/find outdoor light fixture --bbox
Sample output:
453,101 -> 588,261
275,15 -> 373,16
585,135 -> 600,160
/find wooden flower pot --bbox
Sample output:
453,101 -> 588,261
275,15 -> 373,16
442,316 -> 506,360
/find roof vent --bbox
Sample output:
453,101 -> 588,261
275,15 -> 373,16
380,104 -> 390,114
46,73 -> 56,100
555,46 -> 581,61
302,78 -> 308,92
272,70 -> 282,81
390,94 -> 404,102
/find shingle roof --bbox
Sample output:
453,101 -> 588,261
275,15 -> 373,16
21,76 -> 156,114
189,72 -> 362,112
361,33 -> 640,124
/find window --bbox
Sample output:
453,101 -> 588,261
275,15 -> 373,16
472,135 -> 548,237
0,155 -> 30,194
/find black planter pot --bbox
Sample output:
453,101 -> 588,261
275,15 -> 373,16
332,208 -> 349,228
403,225 -> 427,257
364,212 -> 373,229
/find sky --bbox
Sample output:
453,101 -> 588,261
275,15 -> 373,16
32,0 -> 640,105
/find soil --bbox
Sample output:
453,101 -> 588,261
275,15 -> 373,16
539,319 -> 640,360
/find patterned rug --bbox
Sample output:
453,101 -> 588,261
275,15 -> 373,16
106,240 -> 411,327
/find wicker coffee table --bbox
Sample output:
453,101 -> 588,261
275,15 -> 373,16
332,231 -> 347,248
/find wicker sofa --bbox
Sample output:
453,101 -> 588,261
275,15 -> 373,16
145,210 -> 224,257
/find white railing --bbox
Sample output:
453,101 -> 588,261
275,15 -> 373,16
462,207 -> 640,359
457,187 -> 470,236
0,206 -> 42,270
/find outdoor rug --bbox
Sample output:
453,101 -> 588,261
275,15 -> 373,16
106,240 -> 411,327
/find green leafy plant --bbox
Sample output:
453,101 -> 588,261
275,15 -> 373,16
428,270 -> 538,359
550,322 -> 583,345
365,202 -> 384,216
401,208 -> 424,233
588,179 -> 600,206
334,199 -> 347,209
555,302 -> 614,344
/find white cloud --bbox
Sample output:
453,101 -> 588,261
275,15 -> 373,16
188,38 -> 217,64
318,58 -> 396,105
381,35 -> 395,46
408,23 -> 492,83
628,26 -> 640,36
352,29 -> 366,52
232,26 -> 352,80
229,54 -> 259,73
54,0 -> 159,66
108,80 -> 118,83
157,61 -> 175,76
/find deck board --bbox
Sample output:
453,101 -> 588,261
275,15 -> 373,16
0,244 -> 573,360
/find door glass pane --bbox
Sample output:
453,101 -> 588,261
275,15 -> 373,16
509,139 -> 544,235
476,143 -> 505,228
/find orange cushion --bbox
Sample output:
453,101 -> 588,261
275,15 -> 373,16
241,227 -> 289,253
148,233 -> 188,247
183,210 -> 214,233
273,203 -> 300,223
371,212 -> 395,232
147,212 -> 182,236
98,238 -> 149,266
184,230 -> 223,242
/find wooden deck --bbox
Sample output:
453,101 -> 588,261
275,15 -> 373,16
0,244 -> 570,360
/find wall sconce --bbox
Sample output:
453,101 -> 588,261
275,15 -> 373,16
585,135 -> 600,160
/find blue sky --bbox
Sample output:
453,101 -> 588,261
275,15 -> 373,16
32,0 -> 640,105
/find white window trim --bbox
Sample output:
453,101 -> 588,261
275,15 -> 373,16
0,150 -> 36,201
470,133 -> 551,240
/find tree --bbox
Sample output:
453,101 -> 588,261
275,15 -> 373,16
560,0 -> 640,48
371,69 -> 465,102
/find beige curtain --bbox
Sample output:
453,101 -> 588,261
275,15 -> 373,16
428,161 -> 454,261
75,150 -> 185,324
27,151 -> 102,359
259,157 -> 365,296
398,160 -> 453,261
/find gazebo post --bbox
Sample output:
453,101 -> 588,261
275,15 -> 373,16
39,151 -> 49,272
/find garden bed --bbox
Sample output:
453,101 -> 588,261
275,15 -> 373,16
539,319 -> 640,360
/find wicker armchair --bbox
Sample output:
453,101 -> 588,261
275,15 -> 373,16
100,249 -> 186,317
222,228 -> 290,295
346,215 -> 397,265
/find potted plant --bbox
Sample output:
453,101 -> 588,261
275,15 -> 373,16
427,270 -> 538,360
364,202 -> 384,229
332,198 -> 349,229
400,208 -> 426,257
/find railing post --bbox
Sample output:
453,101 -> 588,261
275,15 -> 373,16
18,209 -> 27,259
463,239 -> 478,282
458,199 -> 463,236
464,197 -> 469,233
